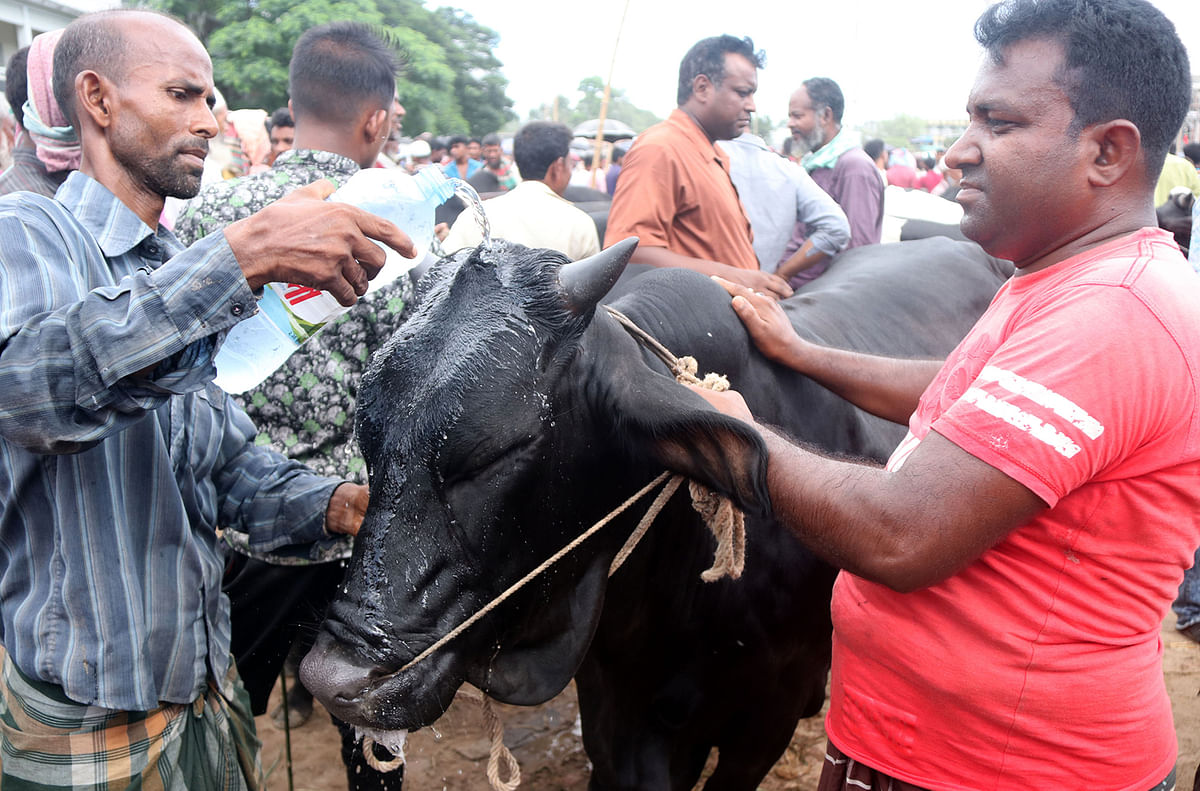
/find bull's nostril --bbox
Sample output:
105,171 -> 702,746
300,632 -> 385,710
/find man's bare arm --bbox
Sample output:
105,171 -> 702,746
691,387 -> 1045,592
774,238 -> 830,281
760,427 -> 1044,591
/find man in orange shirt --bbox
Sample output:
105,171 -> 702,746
604,35 -> 791,298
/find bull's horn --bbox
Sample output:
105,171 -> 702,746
558,237 -> 638,315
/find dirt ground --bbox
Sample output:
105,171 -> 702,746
258,614 -> 1200,791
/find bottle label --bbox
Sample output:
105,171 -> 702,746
260,282 -> 345,344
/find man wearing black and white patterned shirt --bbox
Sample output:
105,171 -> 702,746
176,20 -> 412,791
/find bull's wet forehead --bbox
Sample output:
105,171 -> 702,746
357,243 -> 582,469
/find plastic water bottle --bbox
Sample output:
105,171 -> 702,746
213,167 -> 458,393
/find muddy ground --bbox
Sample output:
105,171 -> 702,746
259,614 -> 1200,790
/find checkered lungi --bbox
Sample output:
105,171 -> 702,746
0,655 -> 264,791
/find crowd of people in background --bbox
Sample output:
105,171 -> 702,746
11,23 -> 1176,278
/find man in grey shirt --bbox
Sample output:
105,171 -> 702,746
719,132 -> 850,282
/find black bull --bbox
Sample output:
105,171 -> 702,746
301,236 -> 1013,789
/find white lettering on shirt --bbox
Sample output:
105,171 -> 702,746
976,365 -> 1104,439
963,386 -> 1083,459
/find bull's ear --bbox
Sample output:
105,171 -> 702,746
559,237 -> 638,315
607,363 -> 771,518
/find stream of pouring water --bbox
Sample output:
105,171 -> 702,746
448,178 -> 493,251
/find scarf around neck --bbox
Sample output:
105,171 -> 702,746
23,29 -> 81,173
801,127 -> 856,172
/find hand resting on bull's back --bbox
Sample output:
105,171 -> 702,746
712,276 -> 945,425
709,276 -> 800,364
223,179 -> 416,307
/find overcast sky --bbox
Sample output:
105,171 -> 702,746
444,0 -> 1200,136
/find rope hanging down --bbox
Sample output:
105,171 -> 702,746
362,306 -> 747,789
604,305 -> 746,581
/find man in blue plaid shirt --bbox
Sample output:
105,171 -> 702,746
0,8 -> 413,789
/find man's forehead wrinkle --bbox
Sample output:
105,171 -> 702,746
970,61 -> 1064,117
125,40 -> 207,71
975,83 -> 1063,120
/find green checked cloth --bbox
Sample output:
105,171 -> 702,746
0,654 -> 264,790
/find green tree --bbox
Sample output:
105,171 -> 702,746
377,21 -> 464,136
526,76 -> 661,134
402,7 -> 514,135
218,0 -> 391,111
141,0 -> 509,136
160,0 -> 225,42
860,114 -> 930,149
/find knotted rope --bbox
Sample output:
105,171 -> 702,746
361,306 -> 747,789
458,686 -> 522,791
604,305 -> 746,581
361,736 -> 404,773
362,685 -> 522,787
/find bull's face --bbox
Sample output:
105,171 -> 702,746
301,239 -> 770,731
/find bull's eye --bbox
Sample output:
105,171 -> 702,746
439,434 -> 542,490
439,436 -> 548,533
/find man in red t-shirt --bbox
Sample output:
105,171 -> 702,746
694,1 -> 1199,789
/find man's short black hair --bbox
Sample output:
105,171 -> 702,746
266,106 -> 293,132
863,138 -> 886,162
676,35 -> 764,106
481,133 -> 501,147
446,135 -> 468,148
802,77 -> 845,125
53,9 -> 176,127
289,22 -> 398,127
1182,142 -> 1200,167
5,46 -> 29,130
974,0 -> 1190,180
513,121 -> 570,181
